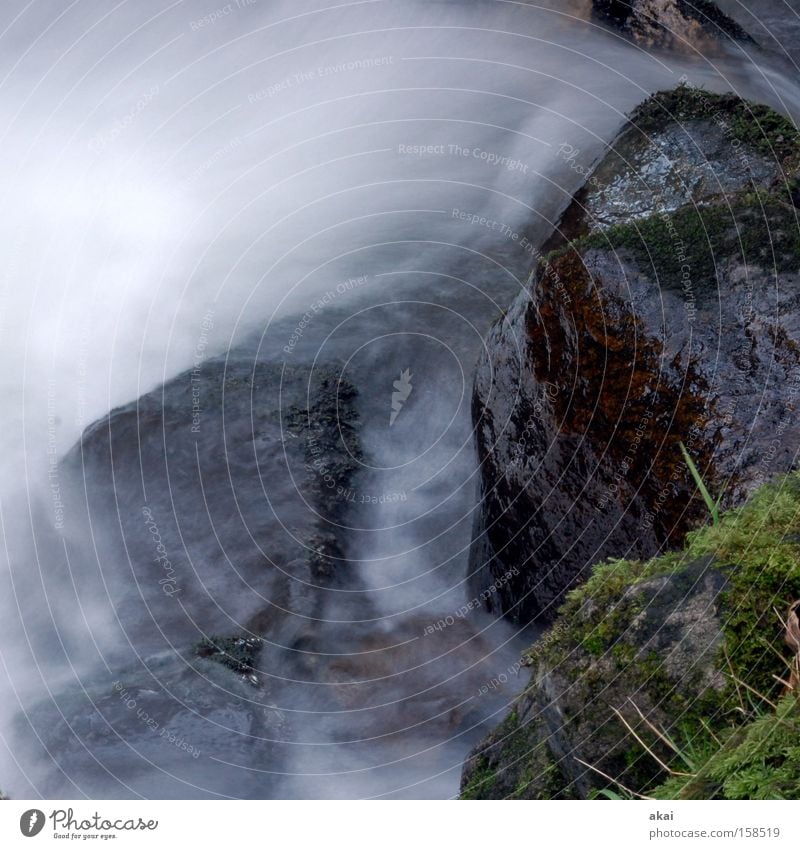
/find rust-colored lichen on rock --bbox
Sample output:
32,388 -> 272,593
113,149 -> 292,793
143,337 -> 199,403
528,247 -> 712,544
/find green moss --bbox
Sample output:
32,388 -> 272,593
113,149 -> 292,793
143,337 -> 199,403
653,695 -> 800,800
534,556 -> 653,669
459,753 -> 500,799
630,86 -> 800,163
511,474 -> 800,799
682,479 -> 800,695
568,192 -> 800,297
523,750 -> 572,799
460,706 -> 574,799
539,88 -> 800,289
583,633 -> 605,656
564,474 -> 800,699
639,479 -> 800,796
460,707 -> 523,799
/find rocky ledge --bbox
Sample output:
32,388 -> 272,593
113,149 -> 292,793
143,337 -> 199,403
592,0 -> 754,49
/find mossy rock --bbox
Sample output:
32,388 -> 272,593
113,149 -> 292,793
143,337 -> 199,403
550,87 -> 799,248
462,475 -> 800,798
461,707 -> 575,799
467,83 -> 800,794
471,83 -> 800,626
630,87 -> 799,162
569,191 -> 800,299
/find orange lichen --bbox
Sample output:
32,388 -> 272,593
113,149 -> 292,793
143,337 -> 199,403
526,247 -> 713,544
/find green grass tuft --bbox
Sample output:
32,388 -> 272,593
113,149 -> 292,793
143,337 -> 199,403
679,441 -> 725,525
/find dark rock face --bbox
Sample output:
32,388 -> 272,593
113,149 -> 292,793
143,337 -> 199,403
469,88 -> 800,624
592,0 -> 753,48
461,556 -> 728,799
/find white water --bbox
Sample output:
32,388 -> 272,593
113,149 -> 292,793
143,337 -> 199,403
0,0 -> 798,799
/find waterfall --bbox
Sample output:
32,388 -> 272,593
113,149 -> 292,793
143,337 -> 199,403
0,0 -> 797,799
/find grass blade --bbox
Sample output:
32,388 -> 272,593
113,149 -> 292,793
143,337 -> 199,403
679,442 -> 720,525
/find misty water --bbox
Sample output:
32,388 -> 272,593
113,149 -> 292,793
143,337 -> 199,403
0,0 -> 798,799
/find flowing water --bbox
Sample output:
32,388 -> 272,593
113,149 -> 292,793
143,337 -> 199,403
0,0 -> 798,799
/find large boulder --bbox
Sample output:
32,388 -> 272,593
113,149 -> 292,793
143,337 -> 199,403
11,358 -> 365,798
462,477 -> 800,799
469,87 -> 800,624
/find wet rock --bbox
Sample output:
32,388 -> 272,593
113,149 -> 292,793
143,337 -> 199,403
15,358 -> 365,798
196,635 -> 264,683
592,0 -> 753,49
469,87 -> 800,623
72,359 -> 363,651
16,651 -> 286,799
462,556 -> 727,798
